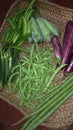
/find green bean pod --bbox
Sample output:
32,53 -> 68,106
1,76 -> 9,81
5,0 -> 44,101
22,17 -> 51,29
12,32 -> 19,44
36,17 -> 52,43
27,21 -> 33,43
6,17 -> 16,29
30,17 -> 42,43
41,17 -> 60,36
22,16 -> 27,36
2,29 -> 10,44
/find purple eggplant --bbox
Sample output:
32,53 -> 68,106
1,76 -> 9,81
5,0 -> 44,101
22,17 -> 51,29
62,20 -> 73,64
64,55 -> 73,73
52,35 -> 62,63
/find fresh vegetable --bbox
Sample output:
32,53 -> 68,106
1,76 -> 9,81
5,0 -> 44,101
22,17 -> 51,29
1,1 -> 73,130
28,15 -> 60,43
6,17 -> 16,29
21,16 -> 27,36
62,20 -> 73,64
36,17 -> 52,42
2,0 -> 60,47
28,16 -> 60,43
41,17 -> 60,36
12,0 -> 35,22
12,31 -> 19,44
0,0 -> 37,88
52,35 -> 62,63
23,85 -> 73,130
0,51 -> 12,88
30,17 -> 42,43
2,29 -> 15,45
8,44 -> 56,107
64,55 -> 73,73
12,64 -> 73,130
2,0 -> 36,52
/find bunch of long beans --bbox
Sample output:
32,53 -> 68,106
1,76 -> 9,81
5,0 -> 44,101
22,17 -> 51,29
8,44 -> 58,107
12,72 -> 73,130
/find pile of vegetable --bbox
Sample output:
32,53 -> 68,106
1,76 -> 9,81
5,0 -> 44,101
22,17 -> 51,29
0,0 -> 59,88
2,0 -> 59,51
52,20 -> 73,73
8,44 -> 57,107
15,73 -> 73,130
0,0 -> 73,130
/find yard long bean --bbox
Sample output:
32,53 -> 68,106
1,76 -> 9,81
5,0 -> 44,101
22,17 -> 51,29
12,73 -> 73,126
20,75 -> 73,130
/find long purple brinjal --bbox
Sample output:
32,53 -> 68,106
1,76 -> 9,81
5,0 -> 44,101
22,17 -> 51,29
52,35 -> 62,63
64,55 -> 73,73
62,20 -> 73,64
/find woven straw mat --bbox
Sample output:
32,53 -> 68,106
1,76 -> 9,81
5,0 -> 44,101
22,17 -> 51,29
0,0 -> 73,130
